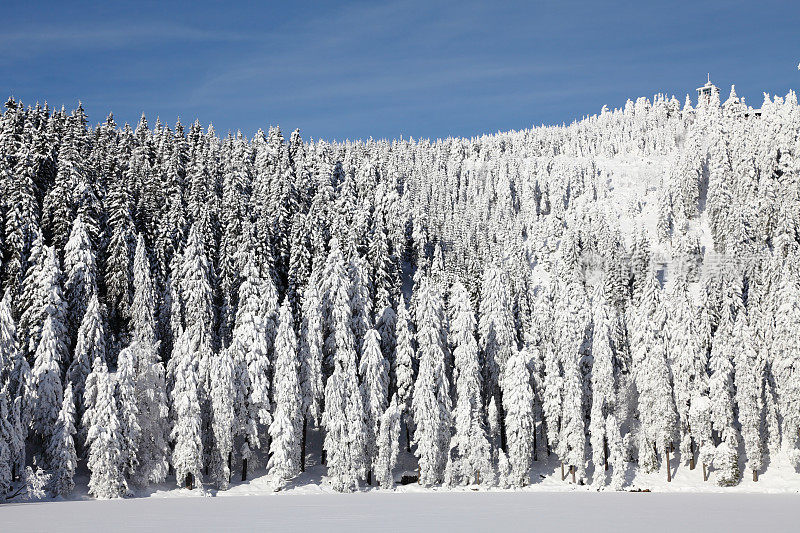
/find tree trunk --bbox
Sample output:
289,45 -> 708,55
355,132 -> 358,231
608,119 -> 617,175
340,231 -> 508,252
476,470 -> 480,485
702,463 -> 708,482
498,392 -> 508,454
417,465 -> 421,484
689,438 -> 695,470
321,448 -> 326,466
405,421 -> 412,453
532,423 -> 538,462
571,465 -> 576,484
186,472 -> 194,490
753,469 -> 758,482
227,451 -> 232,483
604,437 -> 609,471
241,458 -> 248,482
561,462 -> 566,481
301,417 -> 307,473
367,470 -> 372,486
665,445 -> 671,482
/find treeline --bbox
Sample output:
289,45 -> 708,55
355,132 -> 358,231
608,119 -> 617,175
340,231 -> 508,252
0,85 -> 799,499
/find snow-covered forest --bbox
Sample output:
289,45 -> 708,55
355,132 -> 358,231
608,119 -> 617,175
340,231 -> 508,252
1,84 -> 799,501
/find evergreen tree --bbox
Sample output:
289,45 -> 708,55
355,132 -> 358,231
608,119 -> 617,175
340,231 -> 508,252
267,300 -> 302,488
116,346 -> 141,481
501,349 -> 534,487
321,238 -> 367,492
412,277 -> 452,486
359,328 -> 389,483
393,295 -> 415,451
67,294 -> 105,417
63,215 -> 98,344
87,372 -> 127,499
47,383 -> 77,497
445,281 -> 492,486
374,395 -> 402,489
299,273 -> 324,470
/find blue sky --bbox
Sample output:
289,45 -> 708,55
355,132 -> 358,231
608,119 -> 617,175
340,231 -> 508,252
3,1 -> 799,141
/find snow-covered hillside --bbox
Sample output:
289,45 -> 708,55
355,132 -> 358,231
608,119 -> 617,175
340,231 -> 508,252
1,84 -> 800,504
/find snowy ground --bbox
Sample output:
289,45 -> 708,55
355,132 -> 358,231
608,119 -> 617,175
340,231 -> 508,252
5,491 -> 800,532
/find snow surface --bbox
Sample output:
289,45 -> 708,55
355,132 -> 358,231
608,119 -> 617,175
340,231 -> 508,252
5,491 -> 799,532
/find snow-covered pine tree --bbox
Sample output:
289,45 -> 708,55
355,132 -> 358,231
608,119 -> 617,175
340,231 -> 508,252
708,287 -> 741,486
589,283 -> 618,487
479,265 -> 516,420
67,294 -> 105,418
732,312 -> 764,481
129,233 -> 170,487
267,299 -> 302,488
87,372 -> 127,498
445,280 -> 492,487
0,387 -> 14,495
393,295 -> 415,452
31,313 -> 66,457
501,348 -> 534,487
359,328 -> 389,484
298,272 -> 324,471
116,346 -> 141,482
772,257 -> 800,469
321,238 -> 367,492
630,267 -> 677,479
412,276 -> 452,486
228,243 -> 275,480
173,224 -> 215,486
374,395 -> 402,489
170,333 -> 204,490
664,269 -> 705,469
47,383 -> 77,497
63,214 -> 98,346
210,346 -> 236,489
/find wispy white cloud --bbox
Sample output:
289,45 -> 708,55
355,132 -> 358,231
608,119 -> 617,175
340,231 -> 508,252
0,23 -> 256,58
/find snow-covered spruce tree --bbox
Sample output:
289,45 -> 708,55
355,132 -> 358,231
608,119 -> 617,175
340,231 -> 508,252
502,348 -> 534,487
393,295 -> 415,452
116,346 -> 141,482
170,226 -> 213,490
0,387 -> 14,495
589,283 -> 621,488
31,313 -> 66,458
210,346 -> 236,489
479,265 -> 516,429
226,245 -> 272,480
299,272 -> 324,471
67,294 -> 105,418
708,306 -> 741,486
321,238 -> 367,492
375,395 -> 402,489
87,372 -> 127,499
772,258 -> 800,469
0,289 -> 23,395
445,281 -> 492,487
732,313 -> 764,481
170,334 -> 204,490
130,234 -> 170,487
360,328 -> 389,484
63,214 -> 98,345
664,270 -> 705,470
412,276 -> 452,486
47,383 -> 77,497
267,299 -> 302,489
348,252 -> 373,355
630,268 -> 677,479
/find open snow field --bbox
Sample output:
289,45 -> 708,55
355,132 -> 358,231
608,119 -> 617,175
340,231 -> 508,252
5,491 -> 800,532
